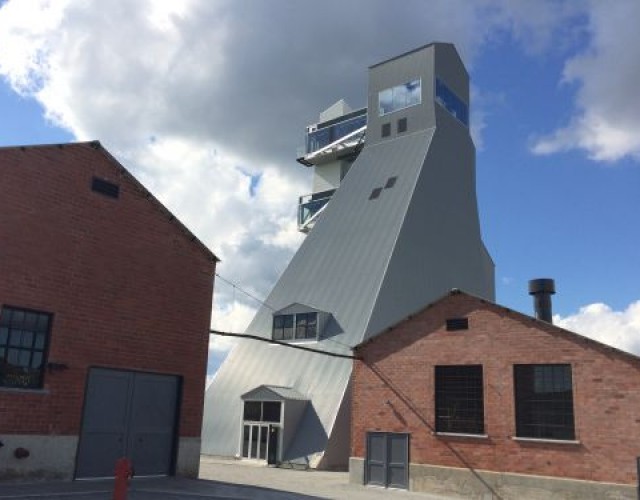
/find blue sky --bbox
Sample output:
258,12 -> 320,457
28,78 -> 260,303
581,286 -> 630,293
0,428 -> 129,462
1,0 -> 639,370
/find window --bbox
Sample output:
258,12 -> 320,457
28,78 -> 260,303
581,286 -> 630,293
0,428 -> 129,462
446,318 -> 469,331
379,79 -> 421,116
435,365 -> 484,434
397,117 -> 407,133
243,401 -> 282,423
295,313 -> 317,340
305,110 -> 367,154
435,78 -> 469,126
91,177 -> 120,199
514,364 -> 575,440
0,306 -> 52,389
381,123 -> 391,137
272,312 -> 317,341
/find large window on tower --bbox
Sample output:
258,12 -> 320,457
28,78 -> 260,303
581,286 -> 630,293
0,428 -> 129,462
435,78 -> 469,126
378,79 -> 421,116
435,365 -> 484,435
514,364 -> 575,440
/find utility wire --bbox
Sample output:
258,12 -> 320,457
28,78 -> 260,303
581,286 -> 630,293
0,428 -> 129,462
210,330 -> 359,360
214,272 -> 276,311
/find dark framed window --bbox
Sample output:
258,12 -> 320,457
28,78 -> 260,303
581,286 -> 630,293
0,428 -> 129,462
273,313 -> 317,341
295,313 -> 317,340
91,177 -> 120,199
0,306 -> 52,389
243,401 -> 282,423
446,318 -> 469,331
397,117 -> 407,133
435,365 -> 484,434
514,364 -> 575,440
381,123 -> 391,137
272,314 -> 294,340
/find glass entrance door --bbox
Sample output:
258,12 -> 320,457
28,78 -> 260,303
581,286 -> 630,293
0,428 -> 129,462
242,424 -> 270,460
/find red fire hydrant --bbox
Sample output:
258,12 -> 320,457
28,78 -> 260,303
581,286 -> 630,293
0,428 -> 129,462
113,457 -> 133,500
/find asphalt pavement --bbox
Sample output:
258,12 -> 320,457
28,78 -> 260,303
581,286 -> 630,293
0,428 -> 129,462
0,456 -> 459,500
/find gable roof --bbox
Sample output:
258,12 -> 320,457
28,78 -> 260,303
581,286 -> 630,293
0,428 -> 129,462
0,140 -> 219,263
242,385 -> 308,401
356,288 -> 640,366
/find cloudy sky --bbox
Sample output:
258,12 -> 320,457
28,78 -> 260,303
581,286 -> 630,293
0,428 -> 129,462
1,0 -> 639,376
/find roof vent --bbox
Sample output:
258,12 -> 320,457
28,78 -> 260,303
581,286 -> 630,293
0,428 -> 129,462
91,177 -> 120,199
528,278 -> 555,323
446,318 -> 469,331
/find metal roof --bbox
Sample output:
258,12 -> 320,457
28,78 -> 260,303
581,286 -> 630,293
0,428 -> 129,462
242,385 -> 308,401
202,42 -> 494,466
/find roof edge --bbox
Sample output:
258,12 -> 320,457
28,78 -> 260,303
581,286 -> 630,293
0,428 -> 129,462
4,140 -> 220,263
356,288 -> 640,366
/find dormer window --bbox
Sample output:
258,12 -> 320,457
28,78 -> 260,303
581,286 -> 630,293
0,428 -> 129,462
273,312 -> 318,341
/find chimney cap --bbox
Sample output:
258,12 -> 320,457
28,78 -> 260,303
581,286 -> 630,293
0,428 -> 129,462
528,278 -> 555,295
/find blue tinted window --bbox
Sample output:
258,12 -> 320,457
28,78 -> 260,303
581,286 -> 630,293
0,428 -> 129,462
305,113 -> 367,154
435,78 -> 468,126
378,79 -> 421,116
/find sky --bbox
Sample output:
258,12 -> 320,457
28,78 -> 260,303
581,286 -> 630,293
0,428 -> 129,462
1,0 -> 639,379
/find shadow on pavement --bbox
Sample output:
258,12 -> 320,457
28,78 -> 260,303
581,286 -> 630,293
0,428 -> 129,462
0,477 -> 327,500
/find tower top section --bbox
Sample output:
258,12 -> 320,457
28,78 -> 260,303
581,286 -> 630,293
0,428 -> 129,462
367,42 -> 469,146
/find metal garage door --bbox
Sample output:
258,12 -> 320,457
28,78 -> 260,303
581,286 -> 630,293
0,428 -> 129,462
365,432 -> 409,489
75,368 -> 180,479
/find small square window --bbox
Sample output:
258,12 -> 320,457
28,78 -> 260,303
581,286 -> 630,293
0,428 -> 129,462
381,123 -> 391,137
397,117 -> 407,133
369,187 -> 382,200
384,176 -> 397,189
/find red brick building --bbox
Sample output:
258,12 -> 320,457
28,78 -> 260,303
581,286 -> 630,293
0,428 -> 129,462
0,142 -> 217,480
350,289 -> 640,499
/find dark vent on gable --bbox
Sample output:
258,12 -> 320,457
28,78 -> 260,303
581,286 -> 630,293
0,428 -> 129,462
91,177 -> 120,199
446,318 -> 469,331
384,176 -> 397,189
397,117 -> 407,133
369,187 -> 382,200
381,123 -> 391,138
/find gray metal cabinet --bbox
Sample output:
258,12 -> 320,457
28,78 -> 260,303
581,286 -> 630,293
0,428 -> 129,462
75,368 -> 179,478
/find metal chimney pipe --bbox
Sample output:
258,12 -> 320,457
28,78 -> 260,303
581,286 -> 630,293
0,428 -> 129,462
528,278 -> 555,323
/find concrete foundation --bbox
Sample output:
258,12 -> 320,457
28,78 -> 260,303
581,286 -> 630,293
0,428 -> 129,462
0,435 -> 78,480
349,458 -> 636,499
175,437 -> 201,478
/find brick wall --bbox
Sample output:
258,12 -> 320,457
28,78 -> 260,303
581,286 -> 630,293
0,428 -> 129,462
352,292 -> 640,484
0,143 -> 215,438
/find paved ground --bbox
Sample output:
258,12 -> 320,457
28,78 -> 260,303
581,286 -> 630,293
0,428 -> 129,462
0,456 -> 459,500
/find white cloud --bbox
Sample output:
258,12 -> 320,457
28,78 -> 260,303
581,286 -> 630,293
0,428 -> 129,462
554,300 -> 640,356
531,0 -> 640,162
2,0 -> 637,383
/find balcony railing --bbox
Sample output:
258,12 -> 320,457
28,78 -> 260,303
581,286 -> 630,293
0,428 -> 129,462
298,189 -> 336,232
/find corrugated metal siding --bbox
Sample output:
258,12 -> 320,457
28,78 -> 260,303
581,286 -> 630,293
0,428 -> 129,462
202,131 -> 434,459
202,43 -> 495,465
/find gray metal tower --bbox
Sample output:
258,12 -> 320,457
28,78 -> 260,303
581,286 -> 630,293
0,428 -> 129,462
202,43 -> 495,469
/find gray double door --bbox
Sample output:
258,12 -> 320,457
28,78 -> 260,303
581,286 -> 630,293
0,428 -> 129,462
366,432 -> 409,489
75,368 -> 180,479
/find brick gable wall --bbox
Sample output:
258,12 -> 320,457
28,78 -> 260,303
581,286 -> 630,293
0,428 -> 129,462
0,144 -> 215,438
352,292 -> 640,484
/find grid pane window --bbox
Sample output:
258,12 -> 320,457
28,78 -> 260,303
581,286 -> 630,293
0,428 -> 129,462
0,306 -> 51,389
243,401 -> 282,423
273,313 -> 317,341
435,365 -> 484,434
514,364 -> 575,440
